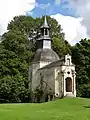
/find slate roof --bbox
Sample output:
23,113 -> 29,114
40,16 -> 50,29
32,48 -> 60,63
39,58 -> 65,70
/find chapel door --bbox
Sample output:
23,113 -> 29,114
66,77 -> 72,92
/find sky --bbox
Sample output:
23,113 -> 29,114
0,0 -> 90,45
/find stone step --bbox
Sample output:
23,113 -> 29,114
65,92 -> 75,97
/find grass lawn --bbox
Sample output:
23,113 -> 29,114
0,97 -> 90,120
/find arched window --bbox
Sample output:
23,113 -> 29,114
67,58 -> 70,65
45,29 -> 48,35
41,29 -> 44,36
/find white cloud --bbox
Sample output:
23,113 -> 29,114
35,2 -> 51,9
51,13 -> 88,45
68,0 -> 90,37
0,0 -> 35,35
55,0 -> 61,5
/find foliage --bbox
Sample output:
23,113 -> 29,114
0,31 -> 32,102
52,37 -> 71,58
72,38 -> 90,98
0,75 -> 30,103
8,15 -> 71,58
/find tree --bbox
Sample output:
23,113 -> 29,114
0,75 -> 30,103
8,15 -> 71,58
72,38 -> 90,98
0,30 -> 32,102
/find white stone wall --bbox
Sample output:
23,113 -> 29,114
55,67 -> 63,97
55,68 -> 60,97
43,40 -> 51,49
31,63 -> 40,91
31,61 -> 51,91
61,54 -> 76,97
38,67 -> 55,94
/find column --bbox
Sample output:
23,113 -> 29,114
63,73 -> 66,96
72,71 -> 76,97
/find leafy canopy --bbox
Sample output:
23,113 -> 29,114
72,38 -> 90,98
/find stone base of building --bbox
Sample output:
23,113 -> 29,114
65,92 -> 76,97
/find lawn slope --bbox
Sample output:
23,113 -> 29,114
0,97 -> 90,120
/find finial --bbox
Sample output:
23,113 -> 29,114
44,16 -> 49,27
40,16 -> 49,29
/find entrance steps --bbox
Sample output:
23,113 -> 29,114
65,92 -> 75,97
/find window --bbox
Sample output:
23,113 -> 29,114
67,58 -> 70,65
45,29 -> 48,35
66,77 -> 72,92
41,29 -> 44,36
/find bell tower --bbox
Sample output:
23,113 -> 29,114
31,16 -> 60,100
36,16 -> 51,49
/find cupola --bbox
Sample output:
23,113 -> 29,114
36,16 -> 51,49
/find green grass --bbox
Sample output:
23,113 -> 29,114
0,97 -> 90,120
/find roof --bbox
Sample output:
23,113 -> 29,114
38,57 -> 75,70
37,36 -> 51,41
32,48 -> 60,63
39,58 -> 65,70
40,16 -> 50,29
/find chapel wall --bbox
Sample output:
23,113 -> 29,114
55,67 -> 64,98
38,68 -> 55,94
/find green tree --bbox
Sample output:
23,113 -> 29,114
0,30 -> 32,102
8,15 -> 71,58
0,75 -> 30,103
72,38 -> 90,98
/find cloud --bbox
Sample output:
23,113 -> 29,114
35,2 -> 51,10
51,13 -> 88,45
55,0 -> 61,5
0,0 -> 35,35
68,0 -> 90,37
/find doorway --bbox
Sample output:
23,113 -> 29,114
66,77 -> 72,92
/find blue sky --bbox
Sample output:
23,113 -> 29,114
0,0 -> 89,45
26,0 -> 89,45
27,0 -> 77,18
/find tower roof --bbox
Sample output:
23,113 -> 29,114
40,16 -> 50,29
33,16 -> 60,63
32,49 -> 60,63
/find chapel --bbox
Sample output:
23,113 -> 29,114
30,16 -> 76,102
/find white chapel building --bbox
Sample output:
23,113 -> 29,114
30,16 -> 76,102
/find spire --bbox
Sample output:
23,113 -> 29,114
36,15 -> 51,49
40,16 -> 50,29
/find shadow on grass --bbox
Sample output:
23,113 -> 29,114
84,105 -> 90,108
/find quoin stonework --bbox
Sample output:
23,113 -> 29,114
29,16 -> 76,102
